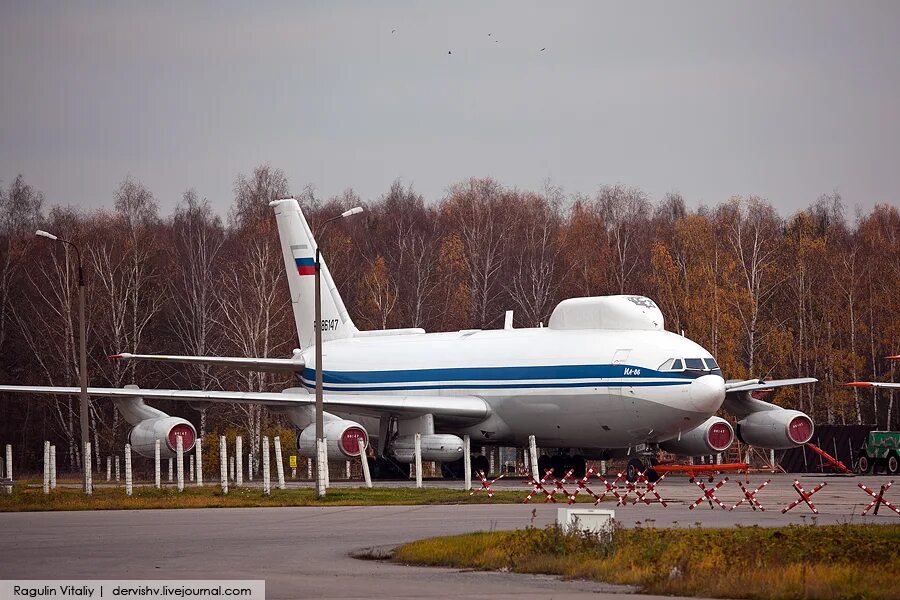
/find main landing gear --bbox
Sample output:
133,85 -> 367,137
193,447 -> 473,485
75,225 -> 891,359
625,457 -> 660,483
537,454 -> 587,479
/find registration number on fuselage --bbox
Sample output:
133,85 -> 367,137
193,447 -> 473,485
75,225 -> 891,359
317,319 -> 340,332
623,367 -> 641,376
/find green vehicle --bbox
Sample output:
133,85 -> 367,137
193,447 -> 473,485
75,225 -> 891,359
856,431 -> 900,474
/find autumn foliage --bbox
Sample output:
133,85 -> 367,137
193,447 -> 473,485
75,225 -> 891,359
1,168 -> 898,471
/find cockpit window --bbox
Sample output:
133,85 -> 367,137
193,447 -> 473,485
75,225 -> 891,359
684,358 -> 705,371
704,358 -> 719,370
658,358 -> 684,371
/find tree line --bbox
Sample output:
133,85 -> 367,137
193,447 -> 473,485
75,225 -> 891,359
1,165 -> 898,471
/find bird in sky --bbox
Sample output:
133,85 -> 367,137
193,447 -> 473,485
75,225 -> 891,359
392,29 -> 396,34
448,50 -> 452,54
540,47 -> 546,51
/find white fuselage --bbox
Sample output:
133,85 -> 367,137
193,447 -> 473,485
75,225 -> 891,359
301,326 -> 726,449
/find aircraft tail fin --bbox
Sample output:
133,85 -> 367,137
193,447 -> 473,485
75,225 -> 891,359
271,198 -> 357,349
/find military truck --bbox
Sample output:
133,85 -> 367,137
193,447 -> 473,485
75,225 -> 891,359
856,431 -> 900,474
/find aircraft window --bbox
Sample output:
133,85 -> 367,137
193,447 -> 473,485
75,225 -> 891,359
658,358 -> 685,372
704,358 -> 719,370
684,358 -> 705,371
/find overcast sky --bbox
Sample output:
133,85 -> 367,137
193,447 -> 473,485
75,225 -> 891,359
1,1 -> 898,217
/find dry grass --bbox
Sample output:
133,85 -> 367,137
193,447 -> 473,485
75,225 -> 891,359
0,484 -> 601,511
394,524 -> 900,600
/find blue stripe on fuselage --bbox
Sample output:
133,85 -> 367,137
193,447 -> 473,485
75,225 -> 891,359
298,363 -> 697,392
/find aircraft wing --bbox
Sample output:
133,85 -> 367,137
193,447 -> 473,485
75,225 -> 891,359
847,381 -> 900,390
723,377 -> 817,419
110,353 -> 304,373
0,385 -> 489,421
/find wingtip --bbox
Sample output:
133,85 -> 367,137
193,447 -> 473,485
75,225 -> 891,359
887,355 -> 900,361
846,382 -> 874,388
108,353 -> 132,360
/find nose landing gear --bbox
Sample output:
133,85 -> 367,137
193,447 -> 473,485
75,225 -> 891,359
626,457 -> 660,483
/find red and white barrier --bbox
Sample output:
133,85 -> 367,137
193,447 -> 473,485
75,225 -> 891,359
471,470 -> 504,497
731,479 -> 771,511
858,481 -> 900,516
781,480 -> 826,514
688,476 -> 730,510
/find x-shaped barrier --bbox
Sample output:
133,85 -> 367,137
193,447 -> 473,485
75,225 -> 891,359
632,471 -> 668,507
688,476 -> 730,510
858,481 -> 900,516
522,468 -> 575,503
470,470 -> 504,498
730,479 -> 771,511
781,480 -> 827,514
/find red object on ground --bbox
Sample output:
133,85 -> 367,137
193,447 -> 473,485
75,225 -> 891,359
567,468 -> 601,505
688,476 -> 730,510
805,442 -> 852,474
781,480 -> 827,514
470,470 -> 504,498
523,468 -> 562,503
858,481 -> 900,516
653,463 -> 750,481
731,479 -> 771,511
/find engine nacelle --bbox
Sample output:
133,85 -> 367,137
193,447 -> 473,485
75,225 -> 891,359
660,416 -> 734,456
128,417 -> 197,459
392,434 -> 465,463
297,419 -> 368,459
736,409 -> 814,449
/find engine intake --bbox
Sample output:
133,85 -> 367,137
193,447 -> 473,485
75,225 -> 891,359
128,417 -> 197,459
297,419 -> 368,459
736,409 -> 814,449
659,416 -> 734,456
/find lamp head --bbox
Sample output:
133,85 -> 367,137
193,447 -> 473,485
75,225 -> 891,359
341,206 -> 364,218
35,229 -> 58,241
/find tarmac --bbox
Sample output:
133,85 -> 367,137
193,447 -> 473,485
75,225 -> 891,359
1,473 -> 897,599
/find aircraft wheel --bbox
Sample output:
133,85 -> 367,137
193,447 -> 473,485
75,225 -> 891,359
550,455 -> 566,477
856,455 -> 869,474
537,454 -> 551,477
888,453 -> 899,475
472,455 -> 490,476
572,455 -> 587,479
645,468 -> 660,483
625,458 -> 644,482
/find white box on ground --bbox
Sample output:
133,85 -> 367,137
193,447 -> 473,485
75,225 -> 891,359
557,508 -> 615,534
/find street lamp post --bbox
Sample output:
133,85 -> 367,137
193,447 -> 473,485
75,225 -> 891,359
313,206 -> 363,499
36,229 -> 91,495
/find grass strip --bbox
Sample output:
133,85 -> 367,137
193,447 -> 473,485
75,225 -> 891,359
0,485 -> 600,511
393,523 -> 900,600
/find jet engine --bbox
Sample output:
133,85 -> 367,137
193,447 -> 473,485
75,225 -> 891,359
736,409 -> 813,449
128,417 -> 197,459
392,434 -> 465,463
659,416 -> 734,456
297,419 -> 368,459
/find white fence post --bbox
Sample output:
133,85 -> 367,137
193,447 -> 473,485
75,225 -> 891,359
345,460 -> 350,480
219,435 -> 228,494
84,442 -> 92,495
229,455 -> 235,482
463,434 -> 471,491
189,455 -> 195,482
106,456 -> 111,481
358,439 -> 372,488
168,458 -> 173,482
49,445 -> 56,490
115,455 -> 120,482
528,435 -> 539,478
234,436 -> 242,486
176,436 -> 185,492
414,432 -> 423,489
262,436 -> 271,495
600,460 -> 608,476
4,444 -> 10,481
196,437 -> 204,487
124,443 -> 133,496
154,440 -> 161,488
43,441 -> 50,494
274,436 -> 285,490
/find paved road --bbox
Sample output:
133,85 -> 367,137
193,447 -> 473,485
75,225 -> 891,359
2,474 -> 897,599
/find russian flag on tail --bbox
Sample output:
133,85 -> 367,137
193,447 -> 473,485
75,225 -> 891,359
295,257 -> 316,276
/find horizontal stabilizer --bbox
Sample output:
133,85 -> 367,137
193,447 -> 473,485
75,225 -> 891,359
847,381 -> 900,389
110,353 -> 304,373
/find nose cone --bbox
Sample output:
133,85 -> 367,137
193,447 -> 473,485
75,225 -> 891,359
688,374 -> 726,413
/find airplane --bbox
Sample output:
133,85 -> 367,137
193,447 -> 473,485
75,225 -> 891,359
0,198 -> 818,481
847,356 -> 900,390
